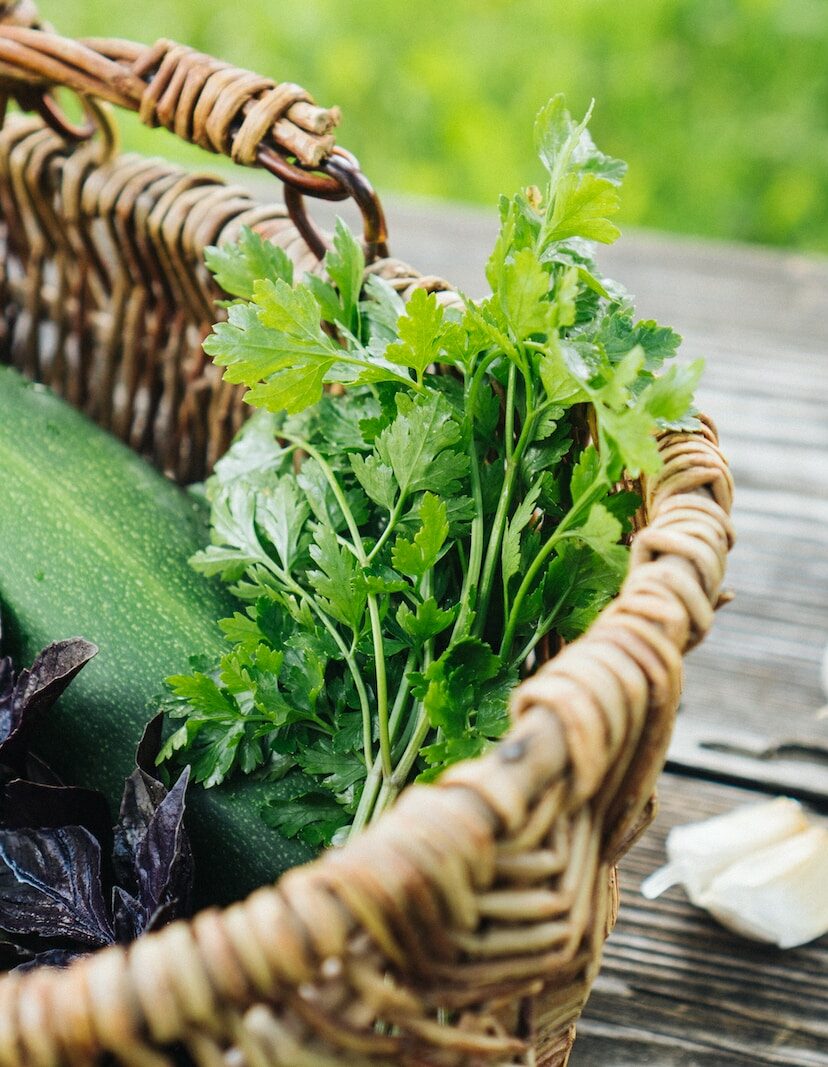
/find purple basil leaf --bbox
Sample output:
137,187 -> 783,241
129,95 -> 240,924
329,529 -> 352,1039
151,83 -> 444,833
134,713 -> 165,778
20,754 -> 63,787
112,718 -> 169,894
10,640 -> 98,722
111,764 -> 161,896
0,826 -> 114,947
1,780 -> 114,886
112,891 -> 183,942
13,947 -> 85,973
143,899 -> 180,934
0,639 -> 97,768
112,716 -> 193,935
134,767 -> 192,927
112,886 -> 144,944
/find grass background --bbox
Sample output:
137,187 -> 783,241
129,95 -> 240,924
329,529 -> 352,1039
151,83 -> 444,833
41,0 -> 828,252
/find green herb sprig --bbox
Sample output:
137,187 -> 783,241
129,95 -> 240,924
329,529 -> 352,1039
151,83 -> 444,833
160,96 -> 701,845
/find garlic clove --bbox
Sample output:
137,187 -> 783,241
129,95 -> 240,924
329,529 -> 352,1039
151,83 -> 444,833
698,825 -> 828,948
641,797 -> 808,904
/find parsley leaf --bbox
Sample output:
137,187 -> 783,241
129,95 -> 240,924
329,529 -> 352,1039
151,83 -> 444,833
205,225 -> 293,300
378,392 -> 466,497
261,772 -> 352,847
307,525 -> 367,632
324,218 -> 365,333
397,598 -> 457,645
255,476 -> 310,571
598,313 -> 682,370
384,287 -> 446,382
412,638 -> 501,737
642,359 -> 705,424
169,93 -> 702,846
502,481 -> 543,589
208,274 -> 415,415
500,248 -> 550,340
391,493 -> 449,577
534,94 -> 591,190
546,172 -> 621,245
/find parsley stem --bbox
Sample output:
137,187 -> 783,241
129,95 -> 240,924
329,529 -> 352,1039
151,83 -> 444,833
349,634 -> 373,771
278,431 -> 390,777
389,652 -> 417,742
370,629 -> 433,822
276,570 -> 373,769
455,537 -> 468,579
349,764 -> 383,837
504,363 -> 517,464
473,393 -> 538,637
452,441 -> 482,640
479,456 -> 529,622
506,564 -> 579,667
499,471 -> 607,658
366,495 -> 404,564
451,354 -> 498,639
369,598 -> 392,780
371,705 -> 431,820
349,650 -> 415,835
390,695 -> 417,758
337,533 -> 358,556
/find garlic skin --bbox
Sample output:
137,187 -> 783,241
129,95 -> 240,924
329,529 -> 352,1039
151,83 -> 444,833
641,797 -> 808,903
698,825 -> 828,949
641,798 -> 828,948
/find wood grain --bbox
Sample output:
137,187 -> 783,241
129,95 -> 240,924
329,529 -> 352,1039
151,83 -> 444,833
574,773 -> 828,1066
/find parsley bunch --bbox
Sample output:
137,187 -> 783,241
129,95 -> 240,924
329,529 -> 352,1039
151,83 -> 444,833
160,96 -> 701,846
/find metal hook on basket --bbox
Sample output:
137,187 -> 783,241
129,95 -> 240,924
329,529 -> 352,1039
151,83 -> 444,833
325,149 -> 389,263
257,143 -> 389,265
32,88 -> 97,142
14,84 -> 118,160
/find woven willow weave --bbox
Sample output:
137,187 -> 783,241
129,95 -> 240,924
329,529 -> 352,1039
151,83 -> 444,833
0,6 -> 734,1065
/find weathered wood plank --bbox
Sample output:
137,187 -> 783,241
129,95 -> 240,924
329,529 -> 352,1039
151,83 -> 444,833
668,719 -> 828,804
572,773 -> 828,1065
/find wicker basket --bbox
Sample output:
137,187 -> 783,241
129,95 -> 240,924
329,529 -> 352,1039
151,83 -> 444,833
0,6 -> 734,1065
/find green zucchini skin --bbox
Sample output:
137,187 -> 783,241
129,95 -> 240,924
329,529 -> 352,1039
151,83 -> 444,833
0,367 -> 312,904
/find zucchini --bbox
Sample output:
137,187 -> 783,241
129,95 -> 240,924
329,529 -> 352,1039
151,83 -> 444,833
0,367 -> 313,904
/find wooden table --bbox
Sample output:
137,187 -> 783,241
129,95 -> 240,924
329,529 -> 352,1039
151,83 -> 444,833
367,199 -> 828,1065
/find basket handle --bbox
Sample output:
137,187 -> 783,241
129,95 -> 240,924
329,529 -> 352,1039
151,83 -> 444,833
0,16 -> 388,260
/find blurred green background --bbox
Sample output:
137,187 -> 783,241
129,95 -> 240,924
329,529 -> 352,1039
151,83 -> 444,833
42,0 -> 828,252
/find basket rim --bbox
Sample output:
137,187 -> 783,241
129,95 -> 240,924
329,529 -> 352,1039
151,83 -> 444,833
0,15 -> 736,1062
0,413 -> 734,1064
